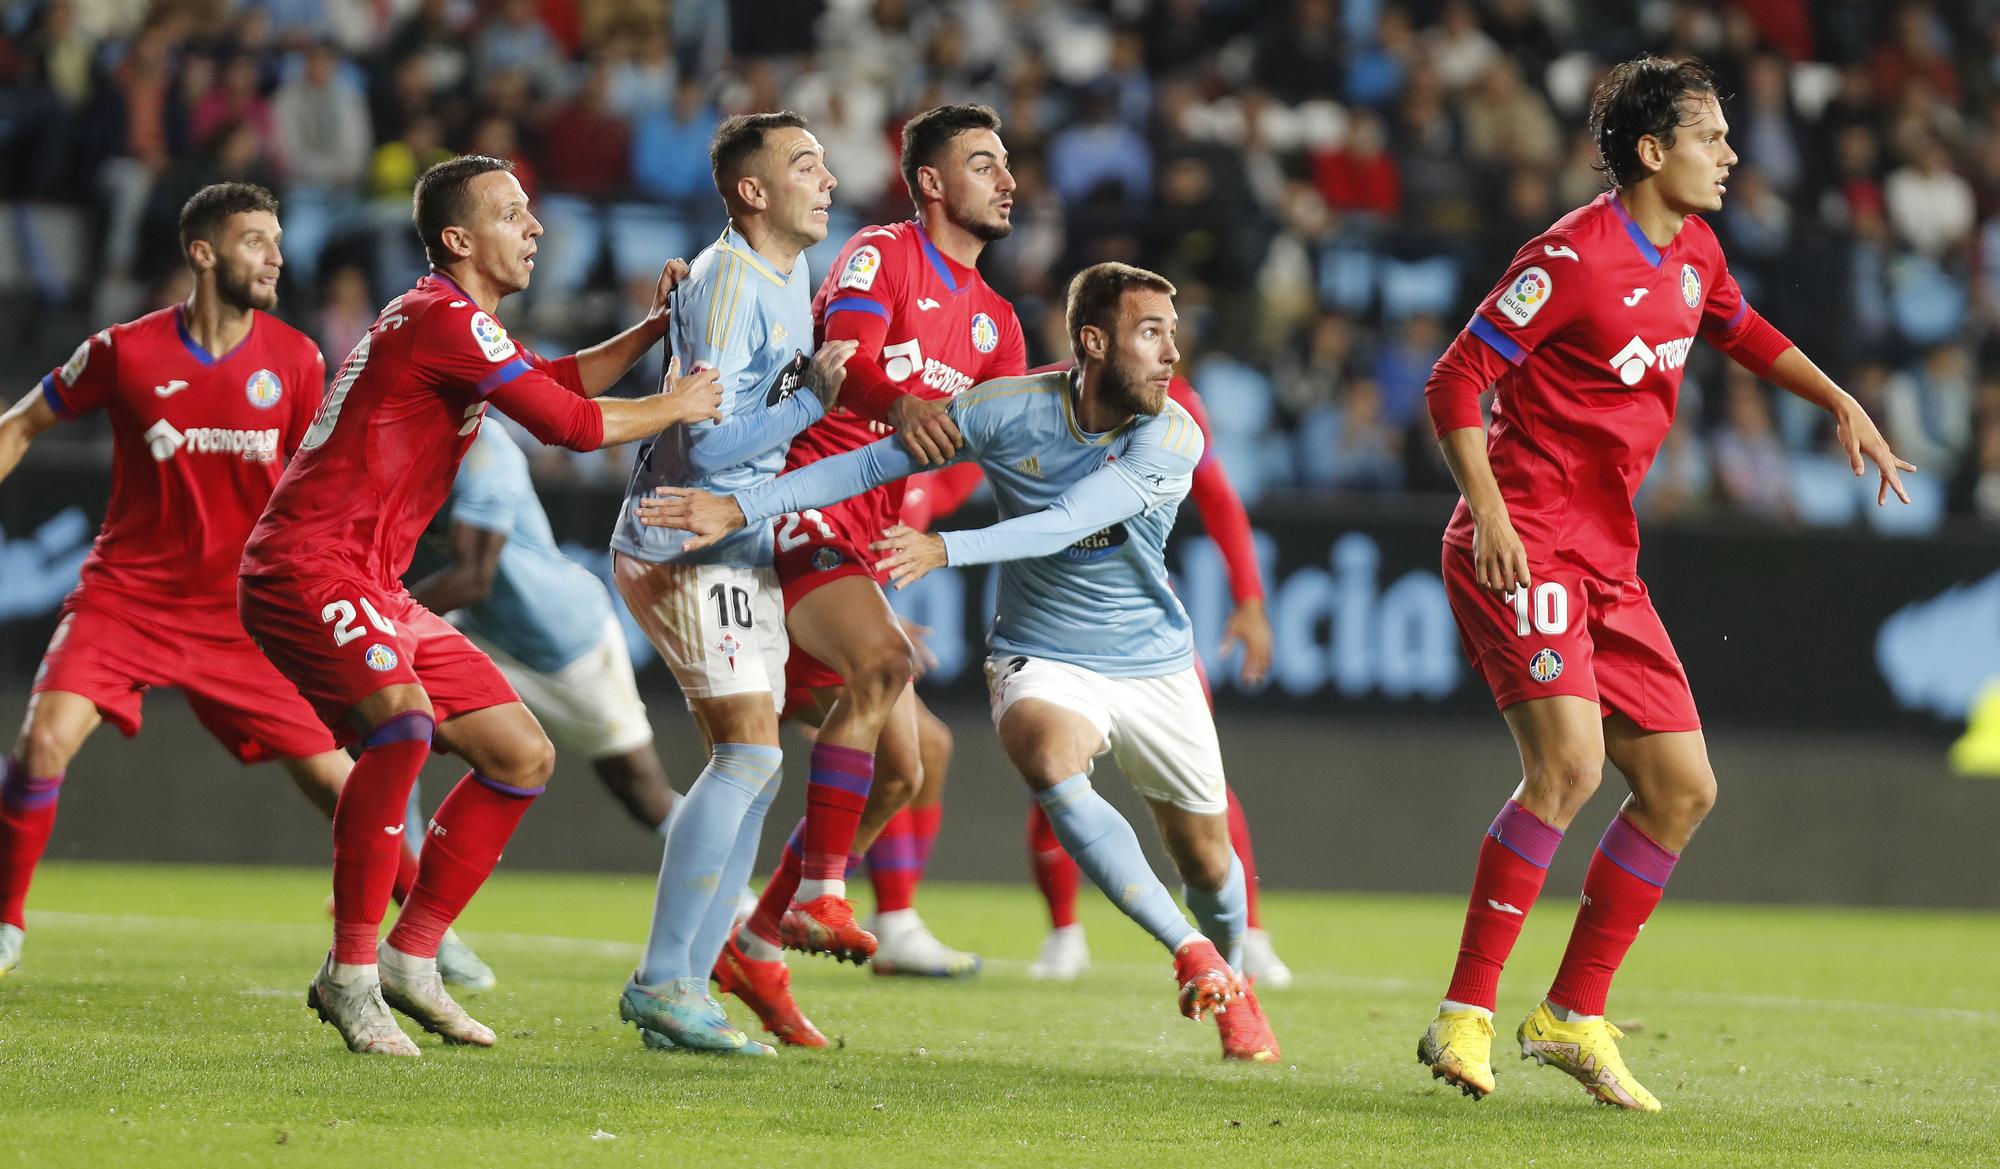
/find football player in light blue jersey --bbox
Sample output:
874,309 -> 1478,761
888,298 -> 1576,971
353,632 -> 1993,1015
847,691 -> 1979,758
644,263 -> 1283,1062
607,111 -> 853,1056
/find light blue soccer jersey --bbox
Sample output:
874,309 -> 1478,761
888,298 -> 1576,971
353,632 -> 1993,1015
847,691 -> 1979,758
611,223 -> 823,567
735,369 -> 1205,676
411,423 -> 612,675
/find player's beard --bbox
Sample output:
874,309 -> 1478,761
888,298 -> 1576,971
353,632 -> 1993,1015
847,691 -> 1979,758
216,262 -> 277,312
1100,353 -> 1167,418
952,195 -> 1013,243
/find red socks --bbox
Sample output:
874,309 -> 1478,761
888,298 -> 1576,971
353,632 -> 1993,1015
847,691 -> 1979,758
746,822 -> 804,946
1445,799 -> 1564,1011
801,743 -> 872,881
0,757 -> 63,931
330,713 -> 434,964
386,771 -> 541,959
1025,801 -> 1081,929
1546,815 -> 1678,1016
866,808 -> 921,913
1223,786 -> 1262,930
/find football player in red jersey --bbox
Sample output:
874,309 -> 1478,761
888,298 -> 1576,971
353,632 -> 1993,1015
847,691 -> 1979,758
716,106 -> 1023,1022
1415,57 -> 1913,1110
238,155 -> 720,1056
0,184 -> 473,983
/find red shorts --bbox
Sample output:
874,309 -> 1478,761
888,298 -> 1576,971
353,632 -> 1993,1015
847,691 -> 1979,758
1442,543 -> 1700,732
32,589 -> 336,763
772,497 -> 889,692
238,574 -> 519,739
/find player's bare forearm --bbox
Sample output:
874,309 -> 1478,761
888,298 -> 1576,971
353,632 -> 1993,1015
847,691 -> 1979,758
1438,426 -> 1530,593
570,317 -> 670,398
1764,348 -> 1916,504
0,391 -> 60,485
598,359 -> 722,446
1221,597 -> 1273,686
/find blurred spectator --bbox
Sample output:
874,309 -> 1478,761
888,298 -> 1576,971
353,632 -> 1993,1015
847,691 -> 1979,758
1886,134 -> 1975,259
1426,1 -> 1500,95
605,25 -> 677,119
1299,377 -> 1404,492
1458,57 -> 1560,169
1047,86 -> 1151,207
1310,109 -> 1399,218
1638,404 -> 1715,522
315,264 -> 374,363
1713,372 -> 1795,521
1252,0 -> 1344,106
1883,342 -> 1975,477
1738,53 -> 1806,196
538,57 -> 628,198
631,75 -> 719,208
273,40 -> 371,190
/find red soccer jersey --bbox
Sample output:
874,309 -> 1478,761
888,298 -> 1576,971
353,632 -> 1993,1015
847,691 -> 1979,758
39,304 -> 324,607
241,273 -> 584,586
1443,192 -> 1759,578
791,220 -> 1027,530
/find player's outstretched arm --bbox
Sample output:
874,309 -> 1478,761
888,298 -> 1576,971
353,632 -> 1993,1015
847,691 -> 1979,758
567,260 -> 689,397
1764,348 -> 1916,506
678,339 -> 857,475
870,461 -> 1151,588
0,390 -> 60,485
639,432 -> 928,550
489,357 -> 721,451
597,357 -> 725,446
407,522 -> 506,615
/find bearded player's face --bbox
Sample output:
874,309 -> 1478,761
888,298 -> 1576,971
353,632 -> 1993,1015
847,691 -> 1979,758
1100,289 -> 1178,417
209,210 -> 283,312
938,129 -> 1015,242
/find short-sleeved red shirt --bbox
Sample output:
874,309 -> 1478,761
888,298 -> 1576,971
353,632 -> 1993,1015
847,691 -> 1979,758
40,304 -> 324,607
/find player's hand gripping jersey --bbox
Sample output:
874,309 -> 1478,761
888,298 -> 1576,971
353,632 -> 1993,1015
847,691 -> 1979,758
40,305 -> 324,606
782,222 -> 1026,581
1434,192 -> 1790,578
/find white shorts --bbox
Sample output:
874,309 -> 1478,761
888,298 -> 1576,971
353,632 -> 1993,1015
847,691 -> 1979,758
985,654 -> 1227,815
613,553 -> 787,711
469,613 -> 652,761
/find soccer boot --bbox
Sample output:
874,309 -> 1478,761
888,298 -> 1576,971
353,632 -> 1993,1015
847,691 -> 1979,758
1027,923 -> 1090,981
713,934 -> 828,1047
870,913 -> 982,978
779,894 -> 877,964
435,927 -> 497,993
1417,1008 -> 1496,1098
1516,1001 -> 1662,1111
377,941 -> 496,1046
1239,928 -> 1294,990
620,973 -> 774,1055
0,923 -> 22,978
306,957 -> 421,1057
1172,937 -> 1242,1021
1216,981 -> 1282,1063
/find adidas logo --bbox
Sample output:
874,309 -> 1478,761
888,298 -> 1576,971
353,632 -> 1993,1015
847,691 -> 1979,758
1015,455 -> 1041,478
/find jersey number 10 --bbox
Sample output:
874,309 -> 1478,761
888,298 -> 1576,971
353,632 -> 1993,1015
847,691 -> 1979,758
1511,582 -> 1569,637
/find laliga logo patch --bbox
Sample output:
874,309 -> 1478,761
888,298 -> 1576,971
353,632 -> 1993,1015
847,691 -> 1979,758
970,312 -> 999,354
1497,265 -> 1551,326
58,333 -> 102,385
812,546 -> 844,571
244,368 -> 283,409
838,245 -> 882,292
469,312 -> 514,362
1528,647 -> 1564,683
1680,263 -> 1702,308
364,644 -> 399,672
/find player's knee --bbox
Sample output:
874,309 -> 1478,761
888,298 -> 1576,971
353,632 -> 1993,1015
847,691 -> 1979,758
846,638 -> 916,707
488,731 -> 557,790
18,719 -> 80,776
1179,845 -> 1233,893
1525,752 -> 1604,810
1674,770 -> 1719,827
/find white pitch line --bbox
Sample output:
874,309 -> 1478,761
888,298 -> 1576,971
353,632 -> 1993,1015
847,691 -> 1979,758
28,909 -> 1999,1025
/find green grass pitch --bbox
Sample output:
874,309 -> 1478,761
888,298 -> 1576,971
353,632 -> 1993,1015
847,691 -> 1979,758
1,863 -> 1994,1168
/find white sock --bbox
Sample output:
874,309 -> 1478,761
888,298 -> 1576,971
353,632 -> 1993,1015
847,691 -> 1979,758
795,877 -> 845,902
873,907 -> 920,936
1545,998 -> 1602,1023
736,927 -> 783,963
377,941 -> 435,980
329,961 -> 378,988
1439,999 -> 1494,1021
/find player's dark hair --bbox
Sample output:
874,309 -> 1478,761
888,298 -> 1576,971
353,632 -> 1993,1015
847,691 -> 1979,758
900,103 -> 1003,205
178,182 -> 280,263
1065,262 -> 1177,362
1589,55 -> 1720,190
710,111 -> 810,206
412,154 -> 515,268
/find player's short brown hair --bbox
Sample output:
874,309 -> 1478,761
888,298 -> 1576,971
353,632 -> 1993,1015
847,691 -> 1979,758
1589,55 -> 1720,190
412,154 -> 515,268
710,111 -> 809,206
178,182 -> 280,263
1065,263 -> 1177,362
900,103 -> 1002,205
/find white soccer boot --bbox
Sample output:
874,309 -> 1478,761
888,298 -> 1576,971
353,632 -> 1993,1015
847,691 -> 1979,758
1026,923 -> 1090,981
1239,928 -> 1294,990
307,956 -> 422,1056
377,940 -> 496,1046
870,910 -> 982,977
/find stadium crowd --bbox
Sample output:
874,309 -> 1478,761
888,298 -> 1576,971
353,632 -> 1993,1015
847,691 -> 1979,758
0,0 -> 1996,530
